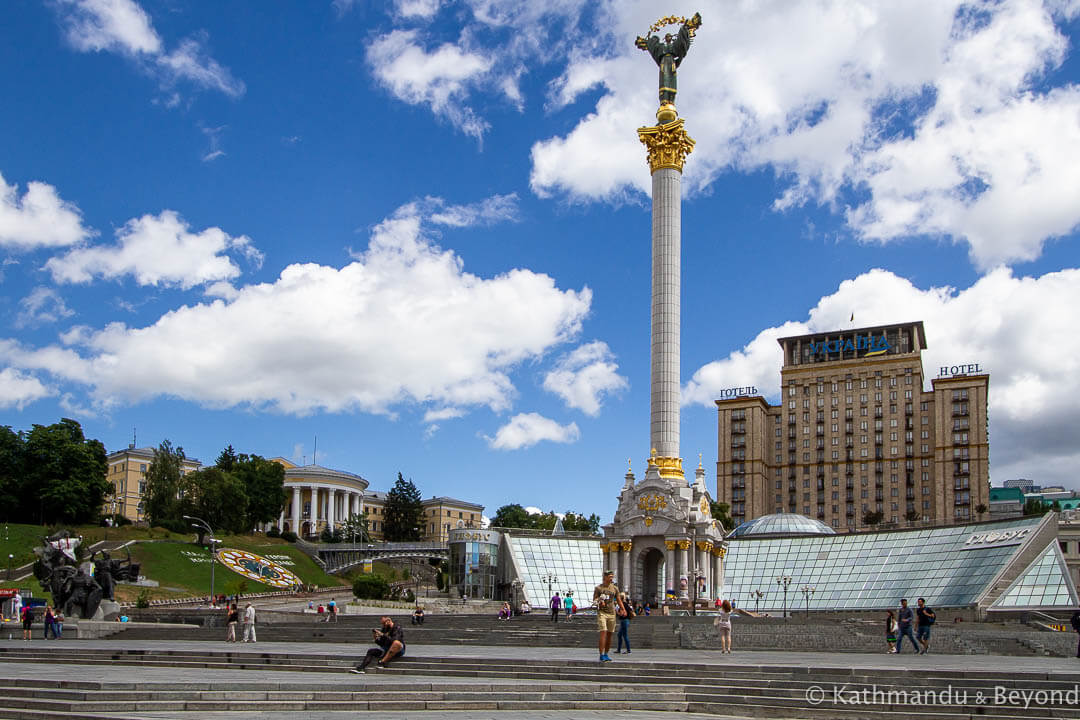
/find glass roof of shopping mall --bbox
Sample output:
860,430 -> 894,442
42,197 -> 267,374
728,513 -> 836,539
990,544 -> 1076,609
722,515 -> 1075,611
507,535 -> 603,608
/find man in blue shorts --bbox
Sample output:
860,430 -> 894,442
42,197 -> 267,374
916,597 -> 935,655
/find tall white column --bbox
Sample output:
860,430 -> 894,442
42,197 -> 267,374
608,544 -> 620,581
327,488 -> 336,529
650,166 -> 681,463
291,486 -> 301,534
312,485 -> 321,532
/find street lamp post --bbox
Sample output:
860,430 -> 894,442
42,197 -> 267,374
751,589 -> 764,614
801,585 -> 816,619
776,575 -> 792,619
184,515 -> 218,605
542,573 -> 558,602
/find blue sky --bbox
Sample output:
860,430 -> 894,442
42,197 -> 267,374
1,0 -> 1078,524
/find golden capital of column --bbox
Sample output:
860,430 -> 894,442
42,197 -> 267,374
637,117 -> 695,174
696,540 -> 712,553
677,539 -> 691,550
620,541 -> 633,551
648,454 -> 684,480
665,540 -> 677,550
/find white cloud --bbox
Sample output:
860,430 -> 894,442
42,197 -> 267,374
200,125 -> 227,163
429,194 -> 519,228
542,340 -> 628,415
45,210 -> 260,290
683,266 -> 1080,487
486,412 -> 580,450
16,287 -> 75,328
0,368 -> 53,410
396,0 -> 441,19
0,172 -> 93,250
423,407 -> 464,422
3,198 -> 591,416
57,0 -> 161,54
54,0 -> 244,99
367,29 -> 493,140
527,0 -> 1080,270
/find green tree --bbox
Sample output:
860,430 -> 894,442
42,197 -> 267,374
561,511 -> 601,533
0,426 -> 25,522
352,574 -> 390,600
215,445 -> 239,472
231,454 -> 286,530
383,473 -> 424,541
187,467 -> 249,535
710,501 -> 734,531
143,440 -> 192,533
491,503 -> 534,529
1023,498 -> 1049,516
21,418 -> 109,525
341,512 -> 369,543
863,510 -> 884,526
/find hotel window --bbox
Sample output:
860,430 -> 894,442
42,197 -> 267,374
789,400 -> 796,409
861,407 -> 868,416
921,444 -> 929,453
803,400 -> 810,409
921,401 -> 929,411
875,393 -> 882,402
846,395 -> 853,404
860,394 -> 868,403
890,377 -> 897,387
860,380 -> 867,389
846,381 -> 853,390
789,387 -> 796,396
904,390 -> 913,399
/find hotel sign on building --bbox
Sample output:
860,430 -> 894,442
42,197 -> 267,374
715,321 -> 990,533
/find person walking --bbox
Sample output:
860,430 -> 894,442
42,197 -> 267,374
550,592 -> 561,622
326,597 -> 338,622
916,597 -> 936,655
226,604 -> 239,642
714,599 -> 734,654
593,569 -> 626,662
20,603 -> 33,641
54,610 -> 64,639
1071,608 -> 1080,658
242,602 -> 257,643
895,599 -> 918,653
564,592 -> 574,622
885,610 -> 898,653
615,592 -> 635,654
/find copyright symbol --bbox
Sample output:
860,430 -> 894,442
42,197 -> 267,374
806,685 -> 826,705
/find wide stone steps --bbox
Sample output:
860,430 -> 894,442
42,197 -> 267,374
2,647 -> 1080,719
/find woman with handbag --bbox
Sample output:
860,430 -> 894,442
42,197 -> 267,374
714,599 -> 734,654
615,593 -> 635,653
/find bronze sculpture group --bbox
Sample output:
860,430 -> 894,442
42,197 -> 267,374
33,530 -> 140,619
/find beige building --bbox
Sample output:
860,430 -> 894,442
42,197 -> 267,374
274,458 -> 483,542
106,445 -> 203,523
716,321 -> 990,531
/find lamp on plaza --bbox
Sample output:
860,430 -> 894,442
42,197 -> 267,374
751,589 -> 764,615
6,554 -> 12,581
184,515 -> 219,605
776,575 -> 792,620
800,585 -> 816,619
542,572 -> 558,601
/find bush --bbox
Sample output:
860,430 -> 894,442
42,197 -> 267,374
136,590 -> 151,608
266,526 -> 280,538
352,575 -> 390,600
281,530 -> 298,543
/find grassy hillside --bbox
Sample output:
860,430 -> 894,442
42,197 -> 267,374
0,523 -> 346,603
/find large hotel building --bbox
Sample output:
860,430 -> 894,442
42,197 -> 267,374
716,321 -> 989,531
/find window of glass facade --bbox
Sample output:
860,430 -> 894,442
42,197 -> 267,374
449,540 -> 499,600
990,545 -> 1077,609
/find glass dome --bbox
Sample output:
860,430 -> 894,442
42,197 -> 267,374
727,513 -> 837,539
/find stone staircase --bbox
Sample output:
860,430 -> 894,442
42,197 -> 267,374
1,645 -> 1080,719
101,612 -> 1075,656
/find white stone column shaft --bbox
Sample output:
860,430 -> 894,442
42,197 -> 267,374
608,545 -> 619,581
665,545 -> 674,595
291,486 -> 301,534
678,542 -> 689,599
621,546 -> 631,599
649,167 -> 681,460
327,488 -> 336,529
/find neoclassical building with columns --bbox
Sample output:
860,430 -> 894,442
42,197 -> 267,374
602,458 -> 727,607
275,460 -> 368,539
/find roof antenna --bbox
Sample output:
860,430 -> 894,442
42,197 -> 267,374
133,426 -> 137,447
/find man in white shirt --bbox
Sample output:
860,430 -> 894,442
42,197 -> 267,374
242,603 -> 256,643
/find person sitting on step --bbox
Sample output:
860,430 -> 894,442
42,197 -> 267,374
351,616 -> 405,674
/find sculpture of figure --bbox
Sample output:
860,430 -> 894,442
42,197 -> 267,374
33,532 -> 105,618
635,13 -> 702,109
93,551 -> 115,601
63,567 -> 102,619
